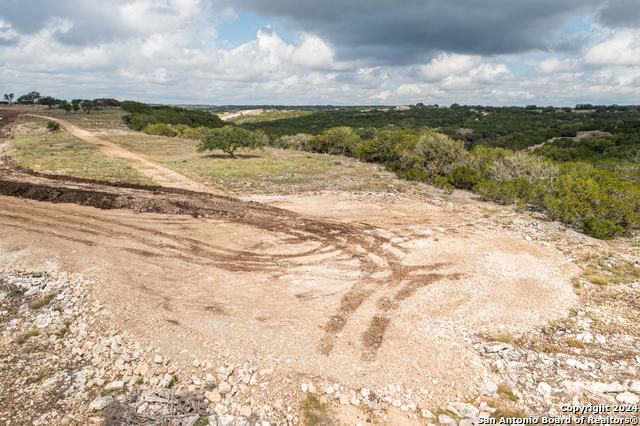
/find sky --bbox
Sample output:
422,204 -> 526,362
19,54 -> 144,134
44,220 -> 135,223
1,0 -> 640,106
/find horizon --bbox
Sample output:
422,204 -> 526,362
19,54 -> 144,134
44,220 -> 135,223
2,1 -> 640,106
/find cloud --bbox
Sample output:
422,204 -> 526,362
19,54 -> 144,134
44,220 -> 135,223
583,29 -> 640,66
216,0 -> 604,64
596,0 -> 640,28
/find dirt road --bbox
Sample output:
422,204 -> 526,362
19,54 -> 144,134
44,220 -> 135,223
0,107 -> 578,399
29,114 -> 216,193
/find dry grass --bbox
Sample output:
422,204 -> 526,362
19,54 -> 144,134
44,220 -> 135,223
497,383 -> 518,402
565,338 -> 585,349
491,332 -> 514,344
8,115 -> 153,185
301,393 -> 336,426
30,293 -> 54,310
542,343 -> 561,354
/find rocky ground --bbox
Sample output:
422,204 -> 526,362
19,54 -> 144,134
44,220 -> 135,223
2,213 -> 640,426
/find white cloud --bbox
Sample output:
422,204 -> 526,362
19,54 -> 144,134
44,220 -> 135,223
536,57 -> 580,73
584,29 -> 640,66
416,54 -> 482,82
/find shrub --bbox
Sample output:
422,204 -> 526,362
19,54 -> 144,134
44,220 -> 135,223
308,127 -> 362,156
275,133 -> 313,150
46,121 -> 60,132
143,123 -> 178,137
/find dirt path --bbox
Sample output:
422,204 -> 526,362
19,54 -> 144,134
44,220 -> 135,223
0,108 -> 579,404
28,114 -> 217,193
219,109 -> 263,121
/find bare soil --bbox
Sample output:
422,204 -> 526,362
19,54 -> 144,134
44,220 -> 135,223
0,107 -> 579,403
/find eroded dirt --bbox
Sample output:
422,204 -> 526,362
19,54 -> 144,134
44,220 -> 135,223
0,107 -> 579,401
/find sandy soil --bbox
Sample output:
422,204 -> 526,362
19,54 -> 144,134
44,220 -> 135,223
0,107 -> 579,402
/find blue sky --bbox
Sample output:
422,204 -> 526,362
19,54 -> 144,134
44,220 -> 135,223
1,0 -> 640,106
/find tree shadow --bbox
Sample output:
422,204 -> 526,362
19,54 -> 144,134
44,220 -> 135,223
199,153 -> 262,159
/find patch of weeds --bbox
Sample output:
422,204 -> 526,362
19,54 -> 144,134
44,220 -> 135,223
7,287 -> 23,298
53,306 -> 62,312
30,293 -> 54,309
25,328 -> 41,338
23,345 -> 34,354
302,392 -> 336,426
491,407 -> 529,421
204,382 -> 217,391
497,383 -> 518,402
194,417 -> 210,426
135,378 -> 143,386
566,338 -> 585,349
32,273 -> 43,278
167,374 -> 178,389
542,343 -> 561,354
36,371 -> 46,382
491,332 -> 514,344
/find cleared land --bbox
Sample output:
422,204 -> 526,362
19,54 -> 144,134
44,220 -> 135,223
3,107 -> 639,423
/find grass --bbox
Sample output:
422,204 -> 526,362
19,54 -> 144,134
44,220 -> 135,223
491,407 -> 529,421
8,114 -> 154,185
497,383 -> 518,402
301,393 -> 336,426
22,109 -> 406,194
566,337 -> 586,349
167,375 -> 178,389
582,257 -> 640,286
30,293 -> 54,310
491,332 -> 514,344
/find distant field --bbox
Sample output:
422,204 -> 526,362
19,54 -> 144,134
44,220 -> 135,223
8,114 -> 154,185
17,109 -> 409,195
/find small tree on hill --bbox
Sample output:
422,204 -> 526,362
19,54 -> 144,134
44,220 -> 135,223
60,100 -> 72,114
17,91 -> 41,104
197,126 -> 264,158
81,99 -> 94,113
3,93 -> 14,105
71,99 -> 82,113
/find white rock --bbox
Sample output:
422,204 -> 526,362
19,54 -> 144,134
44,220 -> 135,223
218,382 -> 232,395
104,381 -> 125,391
481,383 -> 498,396
360,388 -> 370,398
325,386 -> 334,395
153,354 -> 163,364
536,382 -> 552,396
629,381 -> 640,393
586,382 -> 627,393
392,400 -> 401,407
218,414 -> 235,426
460,419 -> 478,426
90,396 -> 114,410
182,415 -> 200,426
567,359 -> 588,370
301,383 -> 308,393
308,382 -> 316,394
439,414 -> 457,426
340,394 -> 349,405
205,391 -> 222,403
616,392 -> 639,405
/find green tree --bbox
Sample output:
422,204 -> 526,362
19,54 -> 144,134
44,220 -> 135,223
197,126 -> 264,158
81,99 -> 94,113
59,100 -> 72,114
3,93 -> 14,105
38,96 -> 59,109
16,91 -> 41,104
71,99 -> 82,113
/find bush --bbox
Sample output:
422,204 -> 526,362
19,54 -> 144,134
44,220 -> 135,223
275,133 -> 313,150
308,127 -> 361,156
386,130 -> 466,180
46,121 -> 60,132
143,123 -> 178,137
197,126 -> 264,158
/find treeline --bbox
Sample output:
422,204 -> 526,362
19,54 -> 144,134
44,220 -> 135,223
267,127 -> 640,240
1,91 -> 120,113
120,101 -> 225,135
240,104 -> 640,150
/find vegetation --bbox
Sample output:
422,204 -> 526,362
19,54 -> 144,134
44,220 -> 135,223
197,126 -> 265,158
121,101 -> 225,132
